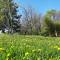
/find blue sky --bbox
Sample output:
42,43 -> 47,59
14,0 -> 60,14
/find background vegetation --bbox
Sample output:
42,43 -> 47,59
0,0 -> 60,36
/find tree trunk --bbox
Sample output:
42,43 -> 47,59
55,30 -> 57,37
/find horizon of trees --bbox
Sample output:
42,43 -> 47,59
0,0 -> 60,36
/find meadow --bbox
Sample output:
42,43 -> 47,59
0,34 -> 60,60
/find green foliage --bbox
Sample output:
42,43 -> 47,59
44,10 -> 60,36
55,21 -> 60,31
44,16 -> 55,36
0,0 -> 21,33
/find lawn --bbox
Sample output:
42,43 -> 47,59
0,34 -> 60,60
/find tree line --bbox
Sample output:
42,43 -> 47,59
0,0 -> 60,36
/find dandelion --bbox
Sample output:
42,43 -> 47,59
38,49 -> 41,51
6,58 -> 8,60
54,46 -> 58,49
23,57 -> 25,59
32,49 -> 36,52
58,48 -> 60,50
37,57 -> 40,60
11,46 -> 14,48
7,53 -> 11,57
0,48 -> 5,51
25,52 -> 29,56
49,58 -> 51,60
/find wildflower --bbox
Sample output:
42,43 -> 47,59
38,49 -> 41,51
11,46 -> 14,48
23,57 -> 25,59
54,46 -> 58,49
25,52 -> 29,56
6,58 -> 8,60
32,49 -> 36,52
37,57 -> 40,60
58,48 -> 60,50
0,48 -> 5,51
49,59 -> 51,60
53,46 -> 60,51
7,53 -> 11,57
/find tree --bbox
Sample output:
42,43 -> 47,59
44,14 -> 60,37
46,10 -> 56,20
44,16 -> 55,36
0,0 -> 21,33
12,15 -> 22,33
21,7 -> 41,35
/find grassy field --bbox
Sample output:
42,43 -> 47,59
0,34 -> 60,60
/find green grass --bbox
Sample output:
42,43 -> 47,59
0,34 -> 60,60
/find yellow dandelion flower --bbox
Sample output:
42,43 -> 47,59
0,48 -> 5,51
11,46 -> 14,48
37,58 -> 40,60
58,48 -> 60,50
32,49 -> 36,52
23,57 -> 25,59
38,49 -> 41,51
54,46 -> 58,49
6,58 -> 9,60
25,52 -> 29,56
49,59 -> 51,60
7,53 -> 11,57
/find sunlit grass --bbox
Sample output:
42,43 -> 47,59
0,34 -> 60,60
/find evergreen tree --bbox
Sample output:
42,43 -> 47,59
0,0 -> 22,33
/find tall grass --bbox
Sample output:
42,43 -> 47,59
0,34 -> 60,60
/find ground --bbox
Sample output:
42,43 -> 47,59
0,34 -> 60,60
